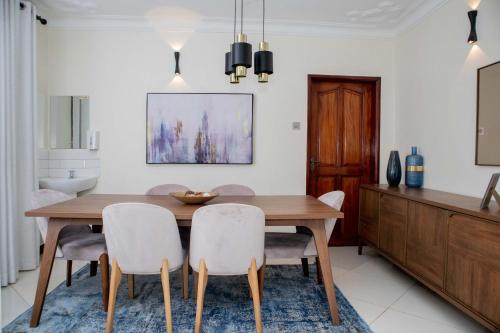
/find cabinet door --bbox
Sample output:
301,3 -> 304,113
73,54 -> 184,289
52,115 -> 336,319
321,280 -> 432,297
446,214 -> 500,325
406,202 -> 446,288
359,188 -> 379,246
379,194 -> 407,264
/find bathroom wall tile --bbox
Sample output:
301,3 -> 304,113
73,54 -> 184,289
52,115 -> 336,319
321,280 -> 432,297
59,160 -> 85,169
49,160 -> 60,168
84,159 -> 100,168
38,168 -> 49,178
49,149 -> 99,160
38,159 -> 49,169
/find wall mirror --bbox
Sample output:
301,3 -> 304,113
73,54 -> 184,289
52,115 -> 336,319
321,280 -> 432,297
49,96 -> 89,149
476,61 -> 500,166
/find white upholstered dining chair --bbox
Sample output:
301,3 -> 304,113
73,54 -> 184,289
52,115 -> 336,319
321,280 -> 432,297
264,191 -> 345,283
31,189 -> 109,309
211,184 -> 255,196
123,184 -> 191,300
102,203 -> 189,333
146,184 -> 190,195
190,204 -> 265,333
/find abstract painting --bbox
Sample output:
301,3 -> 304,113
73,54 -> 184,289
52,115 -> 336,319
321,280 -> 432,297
147,93 -> 253,164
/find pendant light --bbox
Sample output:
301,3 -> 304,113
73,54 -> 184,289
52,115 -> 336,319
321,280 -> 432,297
231,0 -> 252,78
254,0 -> 273,82
225,0 -> 239,83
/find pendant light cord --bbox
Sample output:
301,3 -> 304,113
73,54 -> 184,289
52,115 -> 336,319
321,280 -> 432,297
233,0 -> 237,42
240,0 -> 243,34
262,0 -> 265,41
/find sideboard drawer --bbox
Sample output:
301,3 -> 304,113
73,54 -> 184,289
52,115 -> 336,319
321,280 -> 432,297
446,213 -> 500,325
379,194 -> 408,264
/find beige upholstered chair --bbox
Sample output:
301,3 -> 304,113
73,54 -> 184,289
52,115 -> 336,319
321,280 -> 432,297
211,184 -> 255,196
146,184 -> 190,195
102,203 -> 189,333
264,191 -> 345,283
124,184 -> 191,299
31,189 -> 109,310
190,204 -> 265,333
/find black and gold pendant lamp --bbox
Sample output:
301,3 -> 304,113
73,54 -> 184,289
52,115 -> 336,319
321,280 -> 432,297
232,0 -> 252,79
254,0 -> 273,83
225,0 -> 239,83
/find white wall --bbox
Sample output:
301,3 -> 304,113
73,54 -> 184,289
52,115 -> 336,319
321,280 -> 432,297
395,0 -> 500,197
46,30 -> 396,194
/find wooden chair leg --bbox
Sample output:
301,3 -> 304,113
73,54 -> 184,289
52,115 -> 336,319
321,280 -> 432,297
182,255 -> 189,300
257,256 -> 266,302
248,258 -> 263,333
100,254 -> 110,312
66,260 -> 72,287
301,258 -> 309,277
161,260 -> 173,333
316,256 -> 323,285
195,259 -> 208,333
193,271 -> 199,299
106,259 -> 122,333
127,274 -> 135,299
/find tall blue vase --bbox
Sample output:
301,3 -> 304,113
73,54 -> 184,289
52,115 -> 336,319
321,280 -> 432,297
386,151 -> 402,187
405,146 -> 424,188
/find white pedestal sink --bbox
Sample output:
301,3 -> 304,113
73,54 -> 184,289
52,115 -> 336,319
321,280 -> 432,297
39,176 -> 98,194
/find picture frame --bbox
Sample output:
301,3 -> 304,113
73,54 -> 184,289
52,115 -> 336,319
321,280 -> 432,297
480,173 -> 500,209
146,93 -> 253,164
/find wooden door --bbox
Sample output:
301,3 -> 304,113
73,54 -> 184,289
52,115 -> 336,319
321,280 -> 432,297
307,75 -> 380,246
406,202 -> 447,288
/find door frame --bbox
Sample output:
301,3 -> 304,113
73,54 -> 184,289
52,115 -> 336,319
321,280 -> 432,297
306,75 -> 381,243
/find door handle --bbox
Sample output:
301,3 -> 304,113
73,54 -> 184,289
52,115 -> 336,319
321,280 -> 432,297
310,158 -> 320,171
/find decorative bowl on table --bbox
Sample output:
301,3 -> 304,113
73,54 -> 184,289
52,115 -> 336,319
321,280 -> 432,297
170,191 -> 218,205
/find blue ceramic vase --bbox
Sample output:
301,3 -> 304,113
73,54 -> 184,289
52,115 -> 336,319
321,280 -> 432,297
386,151 -> 402,187
405,146 -> 424,188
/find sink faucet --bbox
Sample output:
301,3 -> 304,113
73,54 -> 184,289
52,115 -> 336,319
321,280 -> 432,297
68,170 -> 75,179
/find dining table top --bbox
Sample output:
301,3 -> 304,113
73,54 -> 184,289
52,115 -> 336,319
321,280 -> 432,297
25,194 -> 344,221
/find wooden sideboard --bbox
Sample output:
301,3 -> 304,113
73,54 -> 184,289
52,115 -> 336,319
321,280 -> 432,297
358,184 -> 500,332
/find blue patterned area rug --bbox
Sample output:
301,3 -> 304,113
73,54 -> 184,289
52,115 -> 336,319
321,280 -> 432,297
4,265 -> 372,333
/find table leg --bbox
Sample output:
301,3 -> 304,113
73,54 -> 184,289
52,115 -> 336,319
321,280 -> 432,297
30,220 -> 68,327
308,221 -> 340,326
90,225 -> 102,276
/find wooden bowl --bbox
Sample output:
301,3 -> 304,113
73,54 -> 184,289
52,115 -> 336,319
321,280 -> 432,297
170,191 -> 219,205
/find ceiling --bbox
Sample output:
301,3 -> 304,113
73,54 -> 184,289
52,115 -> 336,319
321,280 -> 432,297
32,0 -> 448,38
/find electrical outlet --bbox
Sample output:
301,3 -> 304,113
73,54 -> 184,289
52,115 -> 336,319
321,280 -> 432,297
292,122 -> 301,130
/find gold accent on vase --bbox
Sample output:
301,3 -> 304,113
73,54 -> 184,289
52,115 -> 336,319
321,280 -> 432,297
258,73 -> 268,82
406,165 -> 424,172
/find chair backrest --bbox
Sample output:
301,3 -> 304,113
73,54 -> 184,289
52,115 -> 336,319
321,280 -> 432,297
31,189 -> 75,247
190,204 -> 265,275
102,203 -> 184,274
211,184 -> 255,196
146,184 -> 190,195
304,191 -> 345,256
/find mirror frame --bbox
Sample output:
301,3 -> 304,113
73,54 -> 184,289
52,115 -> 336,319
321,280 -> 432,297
475,60 -> 500,166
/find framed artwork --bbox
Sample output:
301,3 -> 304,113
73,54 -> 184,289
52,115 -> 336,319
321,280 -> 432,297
146,93 -> 253,164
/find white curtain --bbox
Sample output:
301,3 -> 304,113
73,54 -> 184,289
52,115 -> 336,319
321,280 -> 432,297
0,0 -> 39,287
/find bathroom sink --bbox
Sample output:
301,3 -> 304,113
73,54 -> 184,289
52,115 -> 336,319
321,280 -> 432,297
39,176 -> 98,194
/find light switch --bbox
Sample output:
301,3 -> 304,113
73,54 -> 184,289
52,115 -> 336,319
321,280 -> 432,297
292,122 -> 301,130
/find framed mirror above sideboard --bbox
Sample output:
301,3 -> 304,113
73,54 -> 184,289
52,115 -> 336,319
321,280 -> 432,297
476,61 -> 500,166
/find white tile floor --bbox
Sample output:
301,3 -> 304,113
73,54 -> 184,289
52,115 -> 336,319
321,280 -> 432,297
1,247 -> 489,332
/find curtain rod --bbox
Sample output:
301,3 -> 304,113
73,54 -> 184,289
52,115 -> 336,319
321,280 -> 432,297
19,2 -> 47,25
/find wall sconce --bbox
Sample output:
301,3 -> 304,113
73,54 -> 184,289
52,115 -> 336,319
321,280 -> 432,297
174,51 -> 180,75
467,10 -> 478,44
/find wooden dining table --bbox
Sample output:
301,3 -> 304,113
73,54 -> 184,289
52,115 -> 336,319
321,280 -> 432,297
25,194 -> 344,327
